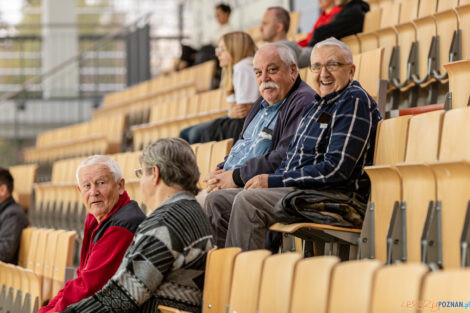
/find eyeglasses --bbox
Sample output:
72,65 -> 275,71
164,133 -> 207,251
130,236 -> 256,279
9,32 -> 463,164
135,168 -> 143,179
310,62 -> 351,73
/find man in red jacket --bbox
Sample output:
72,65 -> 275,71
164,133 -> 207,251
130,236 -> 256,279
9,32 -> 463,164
298,0 -> 342,47
39,155 -> 145,313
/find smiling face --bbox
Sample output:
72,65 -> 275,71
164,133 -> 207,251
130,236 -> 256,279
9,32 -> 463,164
309,45 -> 355,98
78,163 -> 124,223
253,46 -> 297,105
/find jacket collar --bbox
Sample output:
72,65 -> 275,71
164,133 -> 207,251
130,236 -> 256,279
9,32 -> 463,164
0,196 -> 15,215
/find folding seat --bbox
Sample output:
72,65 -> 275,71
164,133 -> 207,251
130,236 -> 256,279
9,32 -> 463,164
257,253 -> 301,313
357,48 -> 385,103
196,142 -> 215,189
33,228 -> 53,286
456,3 -> 470,61
393,110 -> 443,263
352,53 -> 361,81
327,260 -> 381,313
428,107 -> 470,268
23,269 -> 41,313
363,115 -> 411,262
288,256 -> 339,313
299,67 -> 308,81
52,231 -> 76,296
341,35 -> 361,55
369,263 -> 428,313
209,139 -> 234,172
362,7 -> 382,33
160,248 -> 240,313
26,229 -> 41,272
226,250 -> 271,313
420,268 -> 470,312
18,227 -> 35,268
443,59 -> 470,109
432,6 -> 459,82
42,229 -> 64,303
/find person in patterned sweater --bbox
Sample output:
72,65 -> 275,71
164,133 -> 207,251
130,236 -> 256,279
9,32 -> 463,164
61,138 -> 215,313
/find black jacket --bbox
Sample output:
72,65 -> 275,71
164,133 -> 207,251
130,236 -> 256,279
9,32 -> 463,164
0,197 -> 29,264
310,0 -> 370,46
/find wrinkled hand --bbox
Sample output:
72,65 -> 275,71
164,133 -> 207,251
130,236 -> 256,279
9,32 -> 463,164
229,103 -> 252,119
206,170 -> 236,193
244,174 -> 268,190
204,168 -> 224,193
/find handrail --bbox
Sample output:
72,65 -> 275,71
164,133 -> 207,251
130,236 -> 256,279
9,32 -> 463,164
0,12 -> 153,104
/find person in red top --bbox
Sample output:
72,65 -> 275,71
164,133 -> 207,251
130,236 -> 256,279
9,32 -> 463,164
39,155 -> 145,313
298,0 -> 342,47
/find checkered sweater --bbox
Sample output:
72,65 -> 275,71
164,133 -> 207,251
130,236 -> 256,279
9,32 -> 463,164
62,192 -> 214,313
268,80 -> 382,203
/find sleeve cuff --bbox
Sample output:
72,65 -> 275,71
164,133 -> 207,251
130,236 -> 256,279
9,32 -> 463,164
232,169 -> 244,187
268,174 -> 284,188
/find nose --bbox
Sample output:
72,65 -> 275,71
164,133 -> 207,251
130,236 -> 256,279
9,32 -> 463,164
260,71 -> 271,83
90,185 -> 100,196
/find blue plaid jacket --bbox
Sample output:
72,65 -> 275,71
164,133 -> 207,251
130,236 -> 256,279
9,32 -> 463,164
268,80 -> 382,203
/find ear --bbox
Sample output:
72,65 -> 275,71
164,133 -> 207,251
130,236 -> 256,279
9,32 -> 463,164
349,64 -> 356,80
276,22 -> 284,34
117,178 -> 125,195
152,166 -> 160,186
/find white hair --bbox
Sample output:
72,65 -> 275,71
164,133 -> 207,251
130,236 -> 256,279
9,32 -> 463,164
312,37 -> 353,63
75,155 -> 122,184
255,42 -> 299,71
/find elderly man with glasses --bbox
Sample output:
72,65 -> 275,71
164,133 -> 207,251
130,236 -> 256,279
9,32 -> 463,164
41,155 -> 145,313
206,37 -> 382,251
61,138 -> 214,313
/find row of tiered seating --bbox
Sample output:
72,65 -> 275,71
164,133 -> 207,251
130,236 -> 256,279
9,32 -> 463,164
0,228 -> 76,313
342,0 -> 470,105
23,114 -> 126,164
0,261 -> 41,313
132,89 -> 229,151
93,60 -> 217,123
159,248 -> 470,313
271,101 -> 470,268
9,164 -> 38,209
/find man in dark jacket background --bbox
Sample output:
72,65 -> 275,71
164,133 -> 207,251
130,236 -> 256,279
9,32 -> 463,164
309,0 -> 370,46
0,167 -> 29,264
202,42 -> 315,247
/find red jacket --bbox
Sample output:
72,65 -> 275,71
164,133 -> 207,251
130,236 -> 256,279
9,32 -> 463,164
39,191 -> 145,313
298,6 -> 342,47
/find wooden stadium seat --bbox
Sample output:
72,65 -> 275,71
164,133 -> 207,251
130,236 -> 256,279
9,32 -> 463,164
257,253 -> 301,313
353,54 -> 361,81
201,248 -> 241,313
23,268 -> 41,313
42,229 -> 63,302
289,256 -> 339,313
299,67 -> 308,81
342,35 -> 361,55
429,107 -> 470,268
420,268 -> 470,312
364,115 -> 411,262
369,263 -> 428,313
209,139 -> 233,171
9,164 -> 38,209
33,229 -> 53,286
457,4 -> 470,60
226,250 -> 271,313
18,227 -> 35,268
363,8 -> 382,33
196,142 -> 214,189
357,48 -> 384,100
357,32 -> 378,54
437,0 -> 459,12
287,11 -> 301,41
52,231 -> 76,296
444,59 -> 470,108
394,110 -> 443,263
433,8 -> 459,81
377,27 -> 398,81
327,259 -> 381,313
411,13 -> 438,86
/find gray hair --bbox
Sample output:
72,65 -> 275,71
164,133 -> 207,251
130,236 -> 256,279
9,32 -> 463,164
76,155 -> 122,184
312,37 -> 353,63
255,42 -> 298,70
139,138 -> 200,195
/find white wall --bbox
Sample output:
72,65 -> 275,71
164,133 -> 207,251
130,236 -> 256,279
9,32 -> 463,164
188,0 -> 289,47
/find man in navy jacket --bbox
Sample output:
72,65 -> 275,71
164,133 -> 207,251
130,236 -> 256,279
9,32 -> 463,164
203,43 -> 315,248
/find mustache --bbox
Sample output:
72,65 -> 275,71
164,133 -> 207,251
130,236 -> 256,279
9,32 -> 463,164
259,82 -> 279,91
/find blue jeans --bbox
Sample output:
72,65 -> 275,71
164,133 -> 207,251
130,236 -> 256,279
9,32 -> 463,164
179,121 -> 212,144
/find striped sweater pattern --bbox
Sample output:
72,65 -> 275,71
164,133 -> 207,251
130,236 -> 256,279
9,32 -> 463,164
62,192 -> 214,313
